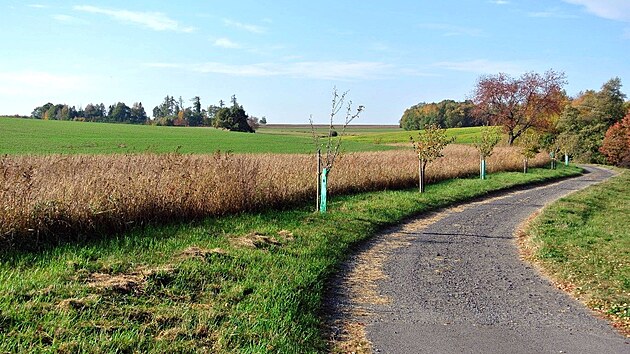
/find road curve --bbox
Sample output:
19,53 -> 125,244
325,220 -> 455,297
326,166 -> 629,353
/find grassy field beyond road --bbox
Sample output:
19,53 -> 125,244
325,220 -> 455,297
523,169 -> 629,335
0,166 -> 581,353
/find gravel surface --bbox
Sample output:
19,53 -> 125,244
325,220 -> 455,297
326,166 -> 629,353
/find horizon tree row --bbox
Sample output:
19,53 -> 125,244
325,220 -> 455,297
30,95 -> 266,133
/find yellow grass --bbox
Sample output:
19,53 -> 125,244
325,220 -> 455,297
0,145 -> 548,250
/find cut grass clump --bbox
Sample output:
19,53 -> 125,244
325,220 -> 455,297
0,166 -> 581,352
523,168 -> 629,336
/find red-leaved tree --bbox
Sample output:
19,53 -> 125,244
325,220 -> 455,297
473,70 -> 567,145
600,112 -> 630,167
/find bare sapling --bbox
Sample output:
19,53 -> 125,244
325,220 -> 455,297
410,124 -> 454,193
473,126 -> 502,179
310,88 -> 364,212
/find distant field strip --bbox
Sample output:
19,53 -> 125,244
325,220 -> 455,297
1,117 -> 485,154
0,117 -> 393,154
0,146 -> 548,251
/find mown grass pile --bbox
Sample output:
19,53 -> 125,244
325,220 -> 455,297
1,145 -> 549,250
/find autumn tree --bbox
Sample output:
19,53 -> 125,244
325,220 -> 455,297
411,125 -> 454,192
473,126 -> 502,179
557,78 -> 627,162
473,70 -> 567,145
600,112 -> 630,167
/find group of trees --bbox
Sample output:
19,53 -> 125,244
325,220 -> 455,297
403,71 -> 629,167
399,99 -> 478,130
468,71 -> 628,167
31,95 -> 266,133
31,102 -> 149,124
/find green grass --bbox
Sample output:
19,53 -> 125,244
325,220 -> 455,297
344,126 -> 486,145
525,168 -> 629,334
0,166 -> 582,353
256,124 -> 401,137
1,117 -> 485,155
0,117 -> 394,155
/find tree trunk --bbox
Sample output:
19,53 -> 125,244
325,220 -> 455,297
508,132 -> 516,146
419,159 -> 426,193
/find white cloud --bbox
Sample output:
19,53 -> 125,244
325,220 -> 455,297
223,19 -> 266,34
528,8 -> 577,18
489,1 -> 509,5
52,14 -> 88,24
433,59 -> 528,75
418,23 -> 483,37
562,0 -> 630,21
213,38 -> 241,49
146,61 -> 391,80
74,5 -> 194,32
27,4 -> 48,8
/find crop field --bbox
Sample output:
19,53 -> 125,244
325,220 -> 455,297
0,144 -> 550,251
0,117 -> 395,155
0,117 -> 486,155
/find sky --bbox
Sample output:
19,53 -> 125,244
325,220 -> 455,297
1,1 -> 629,125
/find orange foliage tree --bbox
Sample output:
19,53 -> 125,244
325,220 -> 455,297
600,112 -> 630,167
473,70 -> 567,145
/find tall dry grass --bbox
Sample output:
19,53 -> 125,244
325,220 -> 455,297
0,145 -> 549,250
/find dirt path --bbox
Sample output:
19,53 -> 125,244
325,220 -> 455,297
325,166 -> 629,353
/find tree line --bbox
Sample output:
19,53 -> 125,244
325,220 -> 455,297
399,99 -> 478,130
402,72 -> 629,167
30,95 -> 266,133
472,72 -> 629,166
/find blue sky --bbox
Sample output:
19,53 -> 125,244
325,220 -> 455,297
1,1 -> 629,124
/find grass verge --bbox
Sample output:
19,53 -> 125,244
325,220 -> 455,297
0,166 -> 581,353
521,168 -> 629,336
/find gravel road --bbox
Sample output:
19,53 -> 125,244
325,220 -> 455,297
326,165 -> 629,353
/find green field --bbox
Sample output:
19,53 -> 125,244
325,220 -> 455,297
0,117 -> 485,155
0,117 -> 395,155
345,126 -> 486,145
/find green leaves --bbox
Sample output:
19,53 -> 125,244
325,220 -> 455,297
410,124 -> 455,164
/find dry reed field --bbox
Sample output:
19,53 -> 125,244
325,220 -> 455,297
0,145 -> 549,250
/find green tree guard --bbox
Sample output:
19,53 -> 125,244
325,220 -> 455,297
481,158 -> 486,180
319,168 -> 328,213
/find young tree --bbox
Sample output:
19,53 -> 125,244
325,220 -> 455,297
310,88 -> 363,212
555,132 -> 579,166
517,130 -> 541,173
473,70 -> 567,145
473,126 -> 502,179
411,125 -> 454,192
